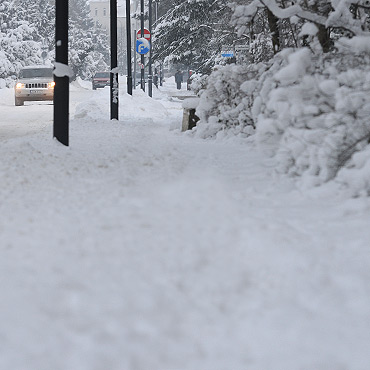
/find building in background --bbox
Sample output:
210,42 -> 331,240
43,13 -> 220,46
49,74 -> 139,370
89,0 -> 141,75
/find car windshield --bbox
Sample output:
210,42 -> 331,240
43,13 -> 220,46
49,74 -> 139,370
19,68 -> 53,78
95,72 -> 110,78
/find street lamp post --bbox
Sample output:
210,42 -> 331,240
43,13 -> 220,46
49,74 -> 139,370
133,28 -> 137,89
153,0 -> 163,87
54,0 -> 69,146
117,19 -> 124,75
153,0 -> 159,25
126,0 -> 132,95
110,0 -> 119,120
148,0 -> 152,97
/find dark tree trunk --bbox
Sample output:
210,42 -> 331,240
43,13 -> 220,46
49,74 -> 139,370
317,24 -> 331,52
266,8 -> 280,53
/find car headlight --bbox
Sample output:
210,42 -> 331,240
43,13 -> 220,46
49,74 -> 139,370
49,81 -> 55,88
15,82 -> 24,89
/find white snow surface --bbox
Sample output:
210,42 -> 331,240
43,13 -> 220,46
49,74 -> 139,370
0,77 -> 370,370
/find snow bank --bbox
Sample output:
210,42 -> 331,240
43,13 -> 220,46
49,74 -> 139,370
1,63 -> 370,370
72,86 -> 171,124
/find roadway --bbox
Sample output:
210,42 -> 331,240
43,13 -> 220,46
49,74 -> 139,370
0,83 -> 89,141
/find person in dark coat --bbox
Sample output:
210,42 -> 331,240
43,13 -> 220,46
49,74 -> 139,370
153,67 -> 159,88
175,70 -> 183,90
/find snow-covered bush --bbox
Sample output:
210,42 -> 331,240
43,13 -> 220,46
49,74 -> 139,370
194,52 -> 290,139
188,73 -> 207,95
194,35 -> 370,195
254,43 -> 370,190
194,63 -> 265,139
336,145 -> 370,197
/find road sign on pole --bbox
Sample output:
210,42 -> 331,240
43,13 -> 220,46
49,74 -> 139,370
140,0 -> 145,91
221,51 -> 234,57
136,28 -> 151,40
136,38 -> 150,54
235,44 -> 249,50
148,0 -> 153,98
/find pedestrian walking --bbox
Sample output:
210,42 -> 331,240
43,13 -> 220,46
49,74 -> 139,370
175,70 -> 183,90
154,67 -> 159,88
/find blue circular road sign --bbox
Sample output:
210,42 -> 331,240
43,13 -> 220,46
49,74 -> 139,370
136,38 -> 150,55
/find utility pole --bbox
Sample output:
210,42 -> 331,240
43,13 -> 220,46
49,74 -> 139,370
140,0 -> 145,91
110,0 -> 119,120
148,0 -> 153,97
54,0 -> 69,146
133,29 -> 137,89
126,0 -> 132,95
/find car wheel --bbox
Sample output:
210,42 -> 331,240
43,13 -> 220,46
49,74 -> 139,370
15,97 -> 24,106
92,85 -> 97,90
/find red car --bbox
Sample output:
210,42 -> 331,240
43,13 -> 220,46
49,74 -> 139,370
92,71 -> 110,90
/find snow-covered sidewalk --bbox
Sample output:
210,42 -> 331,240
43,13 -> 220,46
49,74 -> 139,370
0,80 -> 369,370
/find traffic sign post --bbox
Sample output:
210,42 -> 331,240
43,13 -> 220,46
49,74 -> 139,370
221,51 -> 234,57
136,38 -> 150,54
136,28 -> 151,41
148,0 -> 153,98
221,44 -> 235,58
136,26 -> 152,97
140,0 -> 145,91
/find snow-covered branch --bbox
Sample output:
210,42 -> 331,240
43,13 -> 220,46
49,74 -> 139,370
234,0 -> 370,36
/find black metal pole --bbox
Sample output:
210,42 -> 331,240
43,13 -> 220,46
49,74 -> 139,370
160,63 -> 163,86
133,29 -> 137,89
54,0 -> 69,146
110,0 -> 119,120
126,0 -> 132,95
148,0 -> 152,97
140,0 -> 145,91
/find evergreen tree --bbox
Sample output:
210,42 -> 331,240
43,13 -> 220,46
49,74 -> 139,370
69,0 -> 109,79
14,0 -> 55,52
232,0 -> 370,58
153,0 -> 238,74
0,0 -> 43,80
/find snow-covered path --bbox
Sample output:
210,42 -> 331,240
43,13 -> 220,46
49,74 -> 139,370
0,80 -> 369,370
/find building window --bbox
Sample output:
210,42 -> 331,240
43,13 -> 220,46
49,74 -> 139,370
103,8 -> 106,16
95,8 -> 98,16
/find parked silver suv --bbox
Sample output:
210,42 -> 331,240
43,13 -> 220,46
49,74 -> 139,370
14,66 -> 55,106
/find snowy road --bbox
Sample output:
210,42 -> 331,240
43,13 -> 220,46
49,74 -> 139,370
0,83 -> 89,140
0,79 -> 369,370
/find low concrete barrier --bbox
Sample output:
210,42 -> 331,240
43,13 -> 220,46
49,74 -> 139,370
181,97 -> 200,131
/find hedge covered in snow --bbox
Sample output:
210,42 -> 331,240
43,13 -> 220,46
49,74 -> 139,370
194,63 -> 262,139
194,39 -> 370,196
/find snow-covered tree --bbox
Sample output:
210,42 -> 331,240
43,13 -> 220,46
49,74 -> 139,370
153,0 -> 240,74
0,0 -> 43,81
69,0 -> 109,79
232,0 -> 370,55
13,0 -> 55,52
191,0 -> 370,196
